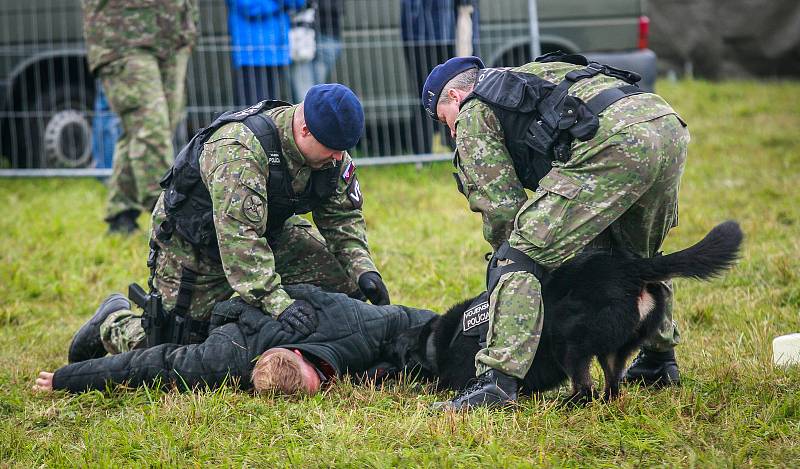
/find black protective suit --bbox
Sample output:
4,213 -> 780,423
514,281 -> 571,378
52,285 -> 436,393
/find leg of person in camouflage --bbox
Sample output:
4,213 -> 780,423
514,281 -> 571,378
99,307 -> 147,356
102,52 -> 177,233
446,115 -> 689,410
161,46 -> 192,134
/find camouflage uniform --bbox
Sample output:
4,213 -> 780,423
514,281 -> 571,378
100,104 -> 377,354
453,61 -> 690,379
81,0 -> 199,221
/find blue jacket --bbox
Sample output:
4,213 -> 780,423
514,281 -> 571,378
227,0 -> 306,66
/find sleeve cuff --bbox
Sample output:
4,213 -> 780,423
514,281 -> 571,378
260,288 -> 294,318
340,247 -> 378,282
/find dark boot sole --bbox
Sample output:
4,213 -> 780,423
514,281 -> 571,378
622,373 -> 681,388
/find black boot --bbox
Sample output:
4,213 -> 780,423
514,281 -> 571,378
68,293 -> 131,363
623,349 -> 681,388
433,369 -> 519,411
107,209 -> 140,235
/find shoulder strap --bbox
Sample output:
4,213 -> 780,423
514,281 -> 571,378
535,50 -> 590,66
241,112 -> 283,159
585,84 -> 643,116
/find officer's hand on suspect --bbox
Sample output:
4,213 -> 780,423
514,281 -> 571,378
358,271 -> 391,305
208,297 -> 255,332
277,300 -> 318,336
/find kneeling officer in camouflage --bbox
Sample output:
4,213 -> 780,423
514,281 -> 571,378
421,55 -> 689,410
69,84 -> 391,360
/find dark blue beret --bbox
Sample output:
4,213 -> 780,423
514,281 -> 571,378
304,84 -> 364,150
421,56 -> 485,120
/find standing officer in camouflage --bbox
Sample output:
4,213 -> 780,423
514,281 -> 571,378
422,55 -> 689,410
68,84 -> 390,360
82,0 -> 199,233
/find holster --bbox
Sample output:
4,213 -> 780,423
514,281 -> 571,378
129,283 -> 172,348
129,265 -> 209,347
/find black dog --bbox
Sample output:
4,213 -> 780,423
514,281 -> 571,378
420,221 -> 743,403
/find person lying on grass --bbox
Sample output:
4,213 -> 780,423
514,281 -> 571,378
33,284 -> 435,395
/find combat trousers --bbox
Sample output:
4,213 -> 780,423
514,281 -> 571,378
101,47 -> 192,221
475,114 -> 690,379
99,215 -> 362,354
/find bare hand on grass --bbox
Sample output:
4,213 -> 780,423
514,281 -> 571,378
33,371 -> 54,392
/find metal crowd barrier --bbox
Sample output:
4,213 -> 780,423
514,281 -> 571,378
0,0 -> 541,176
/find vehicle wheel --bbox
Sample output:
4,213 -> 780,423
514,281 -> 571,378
10,82 -> 95,168
43,109 -> 93,168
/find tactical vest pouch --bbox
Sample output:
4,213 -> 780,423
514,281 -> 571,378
473,69 -> 547,112
311,166 -> 339,199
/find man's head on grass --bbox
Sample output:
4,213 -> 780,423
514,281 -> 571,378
251,347 -> 322,395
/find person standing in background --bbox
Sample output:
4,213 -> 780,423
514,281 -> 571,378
227,0 -> 306,106
291,0 -> 345,102
401,0 -> 478,155
82,0 -> 199,234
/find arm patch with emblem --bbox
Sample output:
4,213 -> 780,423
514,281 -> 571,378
346,176 -> 363,209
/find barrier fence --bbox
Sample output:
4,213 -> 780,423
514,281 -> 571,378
0,0 -> 540,176
0,0 -> 655,177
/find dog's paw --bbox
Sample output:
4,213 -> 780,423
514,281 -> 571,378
561,388 -> 598,407
602,386 -> 622,401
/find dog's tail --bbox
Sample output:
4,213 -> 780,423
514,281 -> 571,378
635,221 -> 743,283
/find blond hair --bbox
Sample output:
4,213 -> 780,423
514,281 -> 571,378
251,348 -> 305,395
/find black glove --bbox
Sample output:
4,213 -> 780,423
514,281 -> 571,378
209,297 -> 257,332
358,271 -> 391,305
278,300 -> 318,336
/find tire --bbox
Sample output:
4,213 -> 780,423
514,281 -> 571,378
9,82 -> 94,168
43,109 -> 93,168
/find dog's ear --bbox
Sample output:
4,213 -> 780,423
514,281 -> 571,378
444,295 -> 481,318
385,315 -> 439,378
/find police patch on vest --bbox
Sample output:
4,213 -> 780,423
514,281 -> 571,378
242,194 -> 265,223
347,177 -> 363,209
268,152 -> 281,166
462,300 -> 490,332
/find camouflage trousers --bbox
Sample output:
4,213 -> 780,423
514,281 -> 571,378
102,46 -> 192,221
476,114 -> 690,379
99,215 -> 362,354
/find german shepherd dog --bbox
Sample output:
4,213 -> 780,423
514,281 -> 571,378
420,221 -> 743,403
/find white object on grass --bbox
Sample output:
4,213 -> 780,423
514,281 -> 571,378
773,333 -> 800,367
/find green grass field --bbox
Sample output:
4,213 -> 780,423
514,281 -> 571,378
1,80 -> 799,467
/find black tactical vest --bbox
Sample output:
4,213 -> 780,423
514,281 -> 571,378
459,52 -> 643,191
158,100 -> 339,262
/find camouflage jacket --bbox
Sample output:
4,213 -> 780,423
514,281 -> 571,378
453,61 -> 680,251
151,104 -> 377,317
81,0 -> 199,72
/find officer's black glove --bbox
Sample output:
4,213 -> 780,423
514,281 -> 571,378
208,297 -> 256,332
278,300 -> 318,336
358,271 -> 391,305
